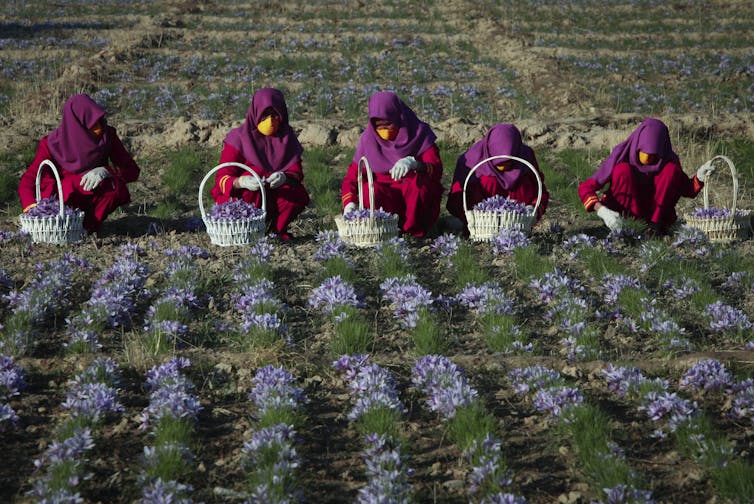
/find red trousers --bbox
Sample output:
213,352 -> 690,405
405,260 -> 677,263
239,183 -> 310,235
358,171 -> 443,237
46,174 -> 131,233
602,162 -> 699,230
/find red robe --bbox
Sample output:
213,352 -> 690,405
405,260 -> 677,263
19,129 -> 139,232
446,153 -> 549,227
578,160 -> 703,230
341,144 -> 443,237
211,143 -> 310,236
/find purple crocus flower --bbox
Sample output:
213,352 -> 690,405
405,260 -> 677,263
249,365 -> 307,417
532,386 -> 584,419
343,207 -> 396,222
380,275 -> 434,328
705,301 -> 753,334
309,276 -> 364,313
357,433 -> 413,504
209,199 -> 264,221
491,228 -> 530,255
412,355 -> 478,419
456,282 -> 513,315
679,359 -> 733,394
508,366 -> 562,396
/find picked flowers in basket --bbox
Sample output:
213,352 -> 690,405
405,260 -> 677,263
473,195 -> 529,214
25,196 -> 79,218
343,207 -> 396,222
209,199 -> 264,221
689,207 -> 748,218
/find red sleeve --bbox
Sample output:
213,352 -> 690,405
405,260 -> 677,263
107,128 -> 140,183
668,161 -> 703,198
513,153 -> 549,221
341,160 -> 359,208
19,137 -> 52,211
578,176 -> 604,212
283,160 -> 304,183
417,144 -> 442,181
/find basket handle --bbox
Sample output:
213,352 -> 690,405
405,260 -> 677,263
35,159 -> 66,217
356,156 -> 376,222
702,155 -> 738,218
462,155 -> 543,217
198,162 -> 267,223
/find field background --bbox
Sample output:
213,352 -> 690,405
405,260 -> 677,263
0,1 -> 753,503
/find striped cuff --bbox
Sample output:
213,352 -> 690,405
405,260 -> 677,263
693,176 -> 703,193
23,202 -> 37,213
583,195 -> 599,211
342,192 -> 354,205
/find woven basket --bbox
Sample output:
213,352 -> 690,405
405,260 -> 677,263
464,155 -> 543,241
334,156 -> 399,247
682,155 -> 751,243
199,163 -> 267,246
18,159 -> 85,244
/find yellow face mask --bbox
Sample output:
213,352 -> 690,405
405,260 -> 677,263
638,151 -> 658,165
257,115 -> 280,136
496,160 -> 513,171
376,125 -> 398,141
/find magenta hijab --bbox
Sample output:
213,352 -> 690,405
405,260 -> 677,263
591,117 -> 680,185
457,124 -> 535,190
46,94 -> 111,174
224,88 -> 303,174
353,91 -> 437,174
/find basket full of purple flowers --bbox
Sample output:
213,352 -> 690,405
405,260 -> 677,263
199,163 -> 266,246
18,160 -> 85,244
334,157 -> 398,247
683,156 -> 751,243
463,155 -> 543,241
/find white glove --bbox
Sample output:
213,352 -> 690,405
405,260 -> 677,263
696,161 -> 715,182
80,166 -> 110,191
267,171 -> 286,189
597,205 -> 623,231
238,175 -> 262,191
343,202 -> 357,216
389,156 -> 418,180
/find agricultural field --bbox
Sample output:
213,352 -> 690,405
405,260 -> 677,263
1,0 -> 754,503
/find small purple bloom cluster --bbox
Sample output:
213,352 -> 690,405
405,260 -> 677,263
465,434 -> 516,500
2,255 -> 88,354
140,357 -> 200,429
596,484 -> 656,504
139,357 -> 199,502
562,233 -> 597,258
679,359 -> 734,394
309,276 -> 364,314
508,366 -> 563,395
376,236 -> 410,263
532,386 -> 584,419
25,196 -> 80,217
730,379 -> 754,425
358,433 -> 413,504
0,355 -> 26,431
333,354 -> 406,422
456,282 -> 514,316
314,230 -> 349,262
412,355 -> 478,419
234,279 -> 287,339
491,228 -> 530,255
704,301 -> 753,336
473,195 -> 528,214
343,207 -> 396,222
380,275 -> 434,328
139,478 -> 193,504
62,357 -> 124,424
249,365 -> 307,418
670,226 -> 710,256
241,423 -> 302,503
529,269 -> 584,303
431,233 -> 460,265
662,277 -> 700,299
509,366 -> 582,420
721,271 -> 751,292
31,427 -> 95,502
209,199 -> 264,221
690,207 -> 746,218
67,248 -> 150,352
602,274 -> 640,305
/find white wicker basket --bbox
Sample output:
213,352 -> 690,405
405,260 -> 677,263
464,155 -> 543,241
334,156 -> 399,247
18,159 -> 85,244
199,162 -> 267,246
683,155 -> 751,243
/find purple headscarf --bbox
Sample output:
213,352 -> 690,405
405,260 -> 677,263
591,117 -> 680,185
457,123 -> 536,190
224,88 -> 303,174
47,94 -> 111,174
352,91 -> 437,174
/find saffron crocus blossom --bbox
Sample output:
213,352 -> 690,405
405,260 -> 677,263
249,365 -> 307,418
431,233 -> 460,263
704,301 -> 753,335
376,236 -> 410,263
139,357 -> 201,430
562,233 -> 597,258
0,355 -> 27,398
314,230 -> 349,262
532,386 -> 584,419
730,379 -> 754,425
602,364 -> 645,399
456,282 -> 514,315
473,195 -> 528,214
357,433 -> 413,504
25,196 -> 79,217
529,269 -> 584,303
139,478 -> 193,504
241,423 -> 301,503
679,359 -> 733,394
209,199 -> 264,221
465,434 -> 513,498
601,274 -> 641,305
598,484 -> 656,504
344,207 -> 396,221
380,275 -> 434,328
334,356 -> 406,421
412,355 -> 478,419
490,228 -> 530,255
690,207 -> 747,218
308,276 -> 364,314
